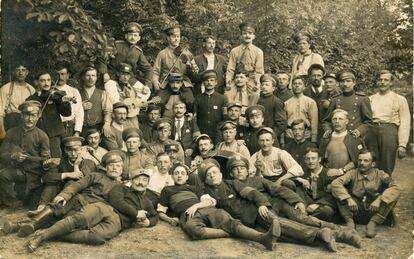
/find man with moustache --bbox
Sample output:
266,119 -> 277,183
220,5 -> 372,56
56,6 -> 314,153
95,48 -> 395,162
54,63 -> 84,137
27,71 -> 72,157
78,65 -> 112,138
319,73 -> 342,121
0,63 -> 35,137
367,70 -> 410,174
79,129 -> 108,166
139,104 -> 162,143
193,35 -> 227,95
226,22 -> 264,95
224,69 -> 259,112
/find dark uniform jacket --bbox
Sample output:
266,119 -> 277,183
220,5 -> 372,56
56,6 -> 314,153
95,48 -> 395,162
102,40 -> 153,86
109,184 -> 158,229
274,88 -> 293,102
193,54 -> 227,95
58,172 -> 121,206
242,126 -> 279,154
157,87 -> 195,115
42,157 -> 96,185
284,139 -> 317,169
27,91 -> 72,138
323,91 -> 372,136
301,166 -> 336,202
257,94 -> 288,137
203,179 -> 271,227
0,126 -> 50,190
139,119 -> 157,143
194,92 -> 228,143
319,131 -> 365,168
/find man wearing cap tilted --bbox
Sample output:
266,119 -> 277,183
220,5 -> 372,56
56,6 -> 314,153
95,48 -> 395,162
367,70 -> 410,174
226,22 -> 264,95
23,150 -> 126,250
27,71 -> 72,158
152,25 -> 197,90
122,127 -> 154,180
100,22 -> 153,88
0,62 -> 35,138
251,127 -> 303,188
227,154 -> 362,249
102,102 -> 141,151
194,69 -> 228,144
224,68 -> 259,111
0,100 -> 50,209
108,169 -> 158,231
199,158 -> 338,252
242,105 -> 279,154
156,72 -> 195,118
258,73 -> 288,141
158,162 -> 280,250
284,75 -> 319,144
147,118 -> 185,163
79,65 -> 113,138
216,120 -> 251,160
290,31 -> 324,81
322,69 -> 372,139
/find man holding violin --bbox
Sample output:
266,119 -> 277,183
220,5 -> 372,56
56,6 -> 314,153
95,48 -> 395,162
27,71 -> 72,158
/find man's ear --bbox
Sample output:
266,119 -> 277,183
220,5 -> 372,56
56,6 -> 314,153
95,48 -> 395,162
372,161 -> 376,167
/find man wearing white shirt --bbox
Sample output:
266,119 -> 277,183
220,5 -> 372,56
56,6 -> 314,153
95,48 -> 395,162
368,70 -> 410,174
55,64 -> 84,137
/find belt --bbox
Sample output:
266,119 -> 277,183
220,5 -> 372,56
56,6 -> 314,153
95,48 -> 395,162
373,121 -> 396,126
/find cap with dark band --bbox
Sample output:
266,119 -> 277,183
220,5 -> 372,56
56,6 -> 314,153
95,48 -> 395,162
307,63 -> 325,76
118,63 -> 133,74
257,127 -> 275,138
227,154 -> 250,172
323,73 -> 338,80
239,22 -> 255,33
168,72 -> 183,82
130,169 -> 151,179
101,150 -> 126,166
200,69 -> 218,81
165,143 -> 179,152
153,118 -> 173,130
227,102 -> 243,110
219,120 -> 237,131
294,31 -> 311,43
245,105 -> 265,119
122,128 -> 141,141
62,136 -> 84,147
125,22 -> 142,33
18,100 -> 42,112
113,102 -> 129,111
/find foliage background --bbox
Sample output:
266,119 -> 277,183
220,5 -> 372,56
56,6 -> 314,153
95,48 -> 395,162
1,0 -> 412,93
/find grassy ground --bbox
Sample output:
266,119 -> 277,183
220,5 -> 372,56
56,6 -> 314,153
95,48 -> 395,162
0,158 -> 413,259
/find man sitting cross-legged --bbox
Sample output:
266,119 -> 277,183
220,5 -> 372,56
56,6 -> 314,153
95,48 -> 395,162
157,162 -> 281,250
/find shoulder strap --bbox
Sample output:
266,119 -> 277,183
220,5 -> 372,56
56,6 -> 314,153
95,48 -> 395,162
4,82 -> 15,113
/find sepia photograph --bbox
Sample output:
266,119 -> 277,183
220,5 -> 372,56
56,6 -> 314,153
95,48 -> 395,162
0,0 -> 413,258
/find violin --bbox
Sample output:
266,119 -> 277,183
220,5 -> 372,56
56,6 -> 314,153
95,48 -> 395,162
173,43 -> 199,74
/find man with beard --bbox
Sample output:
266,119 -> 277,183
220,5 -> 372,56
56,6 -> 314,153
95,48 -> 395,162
54,63 -> 84,137
304,64 -> 326,104
139,104 -> 162,143
147,118 -> 184,163
0,101 -> 50,209
156,72 -> 194,118
79,129 -> 108,166
226,22 -> 264,95
27,71 -> 72,157
274,71 -> 293,102
25,150 -> 124,252
193,35 -> 228,95
158,162 -> 280,250
331,150 -> 400,238
199,159 -> 339,252
0,63 -> 35,136
108,169 -> 158,231
26,150 -> 126,251
367,70 -> 410,174
194,69 -> 228,144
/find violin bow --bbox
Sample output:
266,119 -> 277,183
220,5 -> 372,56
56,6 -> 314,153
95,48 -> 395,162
159,46 -> 188,88
40,79 -> 60,115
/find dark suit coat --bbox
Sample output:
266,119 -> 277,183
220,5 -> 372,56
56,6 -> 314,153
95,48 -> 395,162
170,117 -> 200,150
193,53 -> 228,95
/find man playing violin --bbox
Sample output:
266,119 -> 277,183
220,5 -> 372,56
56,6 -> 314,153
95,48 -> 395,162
27,71 -> 72,158
152,25 -> 198,91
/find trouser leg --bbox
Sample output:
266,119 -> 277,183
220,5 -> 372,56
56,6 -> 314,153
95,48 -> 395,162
378,124 -> 398,174
0,167 -> 25,206
49,136 -> 62,158
38,185 -> 60,206
370,200 -> 397,225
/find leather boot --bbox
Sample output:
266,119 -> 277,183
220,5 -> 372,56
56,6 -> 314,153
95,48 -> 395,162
335,229 -> 362,248
232,219 -> 281,251
19,207 -> 54,237
27,220 -> 71,253
366,221 -> 377,238
59,230 -> 105,245
317,228 -> 337,252
199,228 -> 231,239
3,221 -> 20,234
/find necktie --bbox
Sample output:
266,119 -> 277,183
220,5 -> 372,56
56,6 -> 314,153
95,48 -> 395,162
176,119 -> 182,141
311,174 -> 319,200
237,89 -> 243,104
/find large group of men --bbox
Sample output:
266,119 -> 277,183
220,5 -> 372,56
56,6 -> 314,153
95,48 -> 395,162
0,21 -> 412,253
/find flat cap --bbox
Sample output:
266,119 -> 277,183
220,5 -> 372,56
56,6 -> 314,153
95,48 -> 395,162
153,118 -> 173,130
130,168 -> 151,179
200,69 -> 218,81
338,69 -> 356,81
198,158 -> 221,182
260,73 -> 276,85
62,136 -> 84,147
101,150 -> 126,166
323,73 -> 338,80
227,102 -> 243,110
18,100 -> 42,112
245,105 -> 265,119
257,126 -> 275,138
239,22 -> 255,33
125,22 -> 142,33
195,134 -> 212,145
165,143 -> 179,152
168,72 -> 183,82
85,128 -> 100,137
113,102 -> 129,111
294,31 -> 311,43
227,154 -> 250,172
122,127 -> 141,141
307,63 -> 325,76
219,120 -> 237,131
118,63 -> 133,74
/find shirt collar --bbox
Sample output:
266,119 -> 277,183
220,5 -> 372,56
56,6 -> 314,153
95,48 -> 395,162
112,121 -> 124,132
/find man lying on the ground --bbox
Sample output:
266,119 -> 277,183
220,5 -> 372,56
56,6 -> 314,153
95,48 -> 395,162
157,162 -> 280,250
227,154 -> 361,249
198,158 -> 339,252
331,149 -> 401,238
